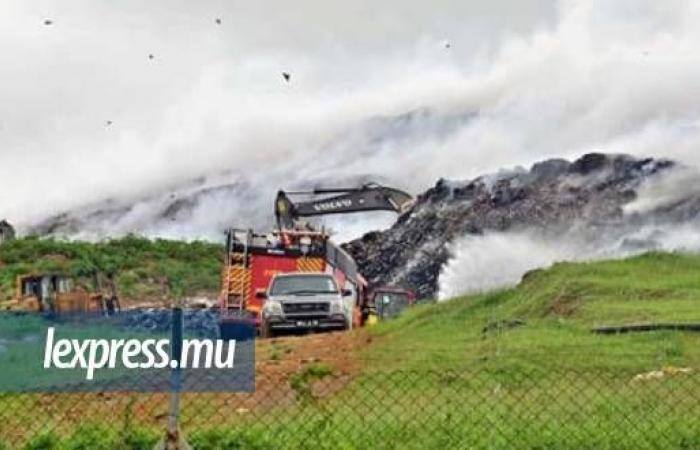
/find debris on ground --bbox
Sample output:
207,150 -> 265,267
631,367 -> 692,382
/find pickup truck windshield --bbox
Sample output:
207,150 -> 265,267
270,276 -> 338,296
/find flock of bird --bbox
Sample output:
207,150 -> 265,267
38,16 -> 453,128
38,15 -> 294,129
40,16 -> 296,85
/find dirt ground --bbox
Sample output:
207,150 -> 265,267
127,329 -> 370,425
222,328 -> 370,411
257,328 -> 368,377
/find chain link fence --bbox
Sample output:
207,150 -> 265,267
0,361 -> 699,449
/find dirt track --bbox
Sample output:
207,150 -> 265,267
257,328 -> 367,379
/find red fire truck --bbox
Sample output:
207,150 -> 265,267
219,228 -> 370,326
219,184 -> 415,334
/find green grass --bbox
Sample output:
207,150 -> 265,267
364,251 -> 700,373
0,236 -> 223,304
19,424 -> 158,450
182,371 -> 700,449
301,250 -> 700,448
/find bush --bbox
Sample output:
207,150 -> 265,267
0,237 -> 223,304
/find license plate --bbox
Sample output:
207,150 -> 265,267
296,320 -> 319,327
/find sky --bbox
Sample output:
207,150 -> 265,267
2,0 -> 700,242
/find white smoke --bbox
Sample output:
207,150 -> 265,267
4,1 -> 700,242
438,232 -> 579,299
437,221 -> 700,300
624,166 -> 700,215
439,162 -> 700,299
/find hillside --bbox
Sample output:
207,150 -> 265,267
364,251 -> 700,372
0,236 -> 223,304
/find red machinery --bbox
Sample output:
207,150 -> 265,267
219,183 -> 415,332
219,228 -> 368,328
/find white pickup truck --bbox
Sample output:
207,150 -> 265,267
258,273 -> 354,338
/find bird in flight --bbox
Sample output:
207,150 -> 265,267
148,54 -> 155,60
282,72 -> 291,82
215,18 -> 222,25
44,18 -> 53,25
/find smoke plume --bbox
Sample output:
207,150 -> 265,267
3,1 -> 700,243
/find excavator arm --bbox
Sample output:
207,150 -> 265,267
275,183 -> 413,230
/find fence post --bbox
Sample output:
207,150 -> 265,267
155,306 -> 191,450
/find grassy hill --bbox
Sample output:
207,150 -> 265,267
365,251 -> 700,372
305,251 -> 700,448
229,251 -> 697,449
0,236 -> 223,304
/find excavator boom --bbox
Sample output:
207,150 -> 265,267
275,183 -> 413,230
